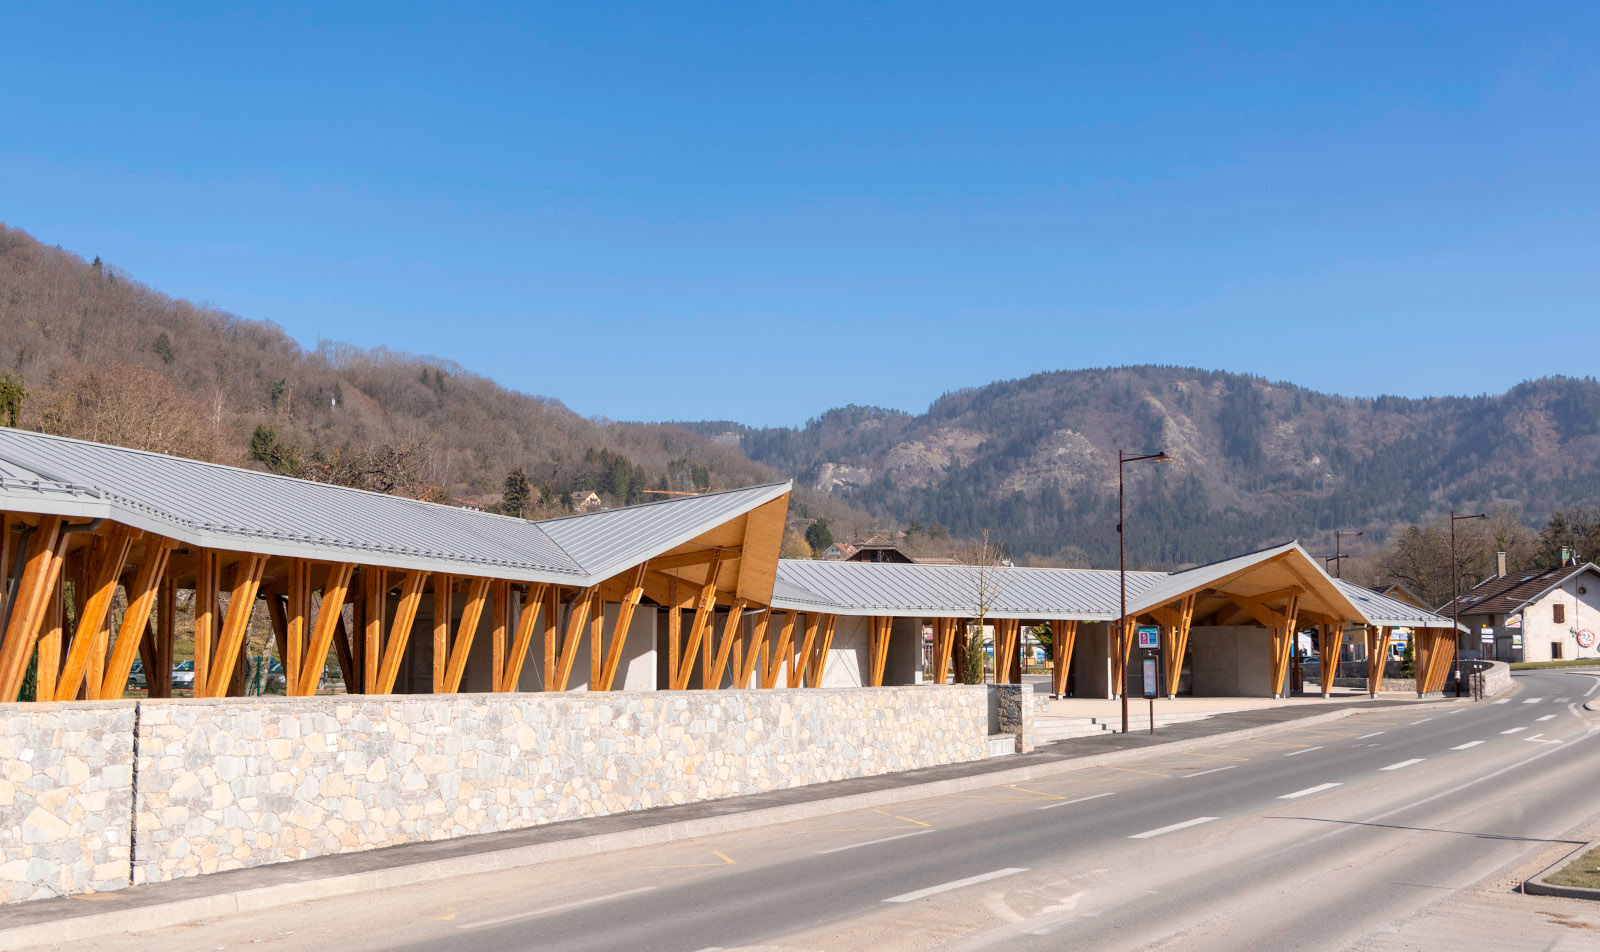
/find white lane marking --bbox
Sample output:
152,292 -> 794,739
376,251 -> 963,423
1380,759 -> 1424,771
817,830 -> 931,854
1285,746 -> 1323,757
1452,741 -> 1484,750
1502,727 -> 1527,735
1182,766 -> 1237,778
1586,679 -> 1600,698
1037,791 -> 1114,810
693,948 -> 725,952
1356,731 -> 1386,739
1554,697 -> 1571,702
1280,782 -> 1343,800
1493,699 -> 1510,705
1523,698 -> 1544,704
1526,736 -> 1565,745
884,868 -> 1027,903
1536,715 -> 1556,722
459,886 -> 656,929
1129,817 -> 1218,839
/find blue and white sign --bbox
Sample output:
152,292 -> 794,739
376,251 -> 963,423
1137,626 -> 1160,650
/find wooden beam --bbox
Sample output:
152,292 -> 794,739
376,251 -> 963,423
1319,621 -> 1346,696
362,568 -> 386,695
100,537 -> 174,700
203,553 -> 267,698
597,566 -> 647,691
806,614 -> 837,687
993,618 -> 1019,685
1162,595 -> 1195,699
503,583 -> 547,692
431,574 -> 453,694
737,608 -> 771,688
666,603 -> 682,689
442,577 -> 490,693
154,574 -> 175,697
37,572 -> 63,702
54,526 -> 135,702
295,563 -> 354,696
376,571 -> 428,694
540,584 -> 558,690
648,547 -> 741,572
763,611 -> 796,689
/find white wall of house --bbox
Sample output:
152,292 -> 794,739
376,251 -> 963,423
1514,570 -> 1600,663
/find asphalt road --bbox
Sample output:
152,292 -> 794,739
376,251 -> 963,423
55,668 -> 1600,952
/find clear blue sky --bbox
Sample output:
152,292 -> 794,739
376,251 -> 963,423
4,3 -> 1597,426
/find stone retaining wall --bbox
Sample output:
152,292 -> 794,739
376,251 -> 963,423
0,702 -> 135,903
2,686 -> 989,900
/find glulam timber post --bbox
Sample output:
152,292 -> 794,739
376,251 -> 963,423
1050,619 -> 1078,698
763,611 -> 797,689
100,536 -> 174,700
1319,619 -> 1346,698
293,562 -> 353,696
54,526 -> 135,702
0,516 -> 68,702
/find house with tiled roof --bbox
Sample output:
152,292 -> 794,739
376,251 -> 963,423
1436,551 -> 1600,663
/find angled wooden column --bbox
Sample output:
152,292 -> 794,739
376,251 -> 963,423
666,604 -> 681,690
1050,619 -> 1079,698
54,526 -> 135,702
100,537 -> 174,700
673,553 -> 724,690
596,566 -> 646,691
788,613 -> 819,688
993,618 -> 1020,685
491,579 -> 509,692
549,585 -> 595,691
763,611 -> 797,689
539,584 -> 559,690
1110,616 -> 1136,699
736,608 -> 771,689
284,559 -> 311,697
440,577 -> 490,693
806,614 -> 837,687
361,568 -> 388,694
0,516 -> 69,701
1367,626 -> 1392,696
375,570 -> 428,694
709,598 -> 748,689
431,574 -> 453,693
37,573 -> 63,701
1161,594 -> 1195,699
153,575 -> 175,697
202,553 -> 267,698
503,583 -> 548,692
866,616 -> 893,687
1319,620 -> 1346,697
193,548 -> 220,698
293,563 -> 354,696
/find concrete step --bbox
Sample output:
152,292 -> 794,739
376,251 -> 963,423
985,734 -> 1018,757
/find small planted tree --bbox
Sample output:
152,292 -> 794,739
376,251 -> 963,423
958,531 -> 1011,684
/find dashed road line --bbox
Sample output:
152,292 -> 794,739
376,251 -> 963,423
1279,783 -> 1342,800
817,830 -> 932,854
1130,817 -> 1218,839
884,868 -> 1027,902
1536,715 -> 1556,722
1285,746 -> 1323,757
1501,727 -> 1527,735
1554,697 -> 1571,702
459,886 -> 657,929
1182,766 -> 1238,778
1356,731 -> 1386,739
1038,792 -> 1115,811
1380,759 -> 1424,771
1523,698 -> 1544,704
1451,741 -> 1484,750
1492,699 -> 1510,705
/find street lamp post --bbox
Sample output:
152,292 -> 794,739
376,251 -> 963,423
1119,449 -> 1173,734
1450,511 -> 1488,696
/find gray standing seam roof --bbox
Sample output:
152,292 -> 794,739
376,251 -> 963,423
0,427 -> 791,585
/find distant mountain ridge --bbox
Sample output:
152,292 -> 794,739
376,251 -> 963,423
680,366 -> 1600,568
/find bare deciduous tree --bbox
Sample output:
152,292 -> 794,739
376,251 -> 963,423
958,531 -> 1011,684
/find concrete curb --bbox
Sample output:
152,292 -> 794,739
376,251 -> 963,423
1524,839 -> 1600,900
0,701 -> 1447,949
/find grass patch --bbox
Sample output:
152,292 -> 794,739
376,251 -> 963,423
1510,658 -> 1600,670
1547,845 -> 1600,890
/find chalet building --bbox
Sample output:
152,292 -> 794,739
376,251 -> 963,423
569,490 -> 603,512
1437,551 -> 1600,663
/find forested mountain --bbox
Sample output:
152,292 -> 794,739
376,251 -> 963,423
682,367 -> 1600,569
0,224 -> 868,532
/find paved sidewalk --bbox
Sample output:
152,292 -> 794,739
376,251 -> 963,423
0,693 -> 1464,949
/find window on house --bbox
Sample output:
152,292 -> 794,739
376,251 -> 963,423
1552,641 -> 1564,660
1554,604 -> 1566,624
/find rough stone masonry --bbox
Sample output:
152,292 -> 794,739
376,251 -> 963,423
0,685 -> 991,901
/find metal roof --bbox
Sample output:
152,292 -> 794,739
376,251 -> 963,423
773,544 -> 1464,630
0,427 -> 790,584
771,559 -> 1167,620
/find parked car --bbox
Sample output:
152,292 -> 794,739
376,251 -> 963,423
127,659 -> 146,690
171,660 -> 195,690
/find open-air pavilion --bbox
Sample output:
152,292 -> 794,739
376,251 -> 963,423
0,427 -> 1462,706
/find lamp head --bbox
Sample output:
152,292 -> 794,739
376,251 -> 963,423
1153,451 -> 1174,463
